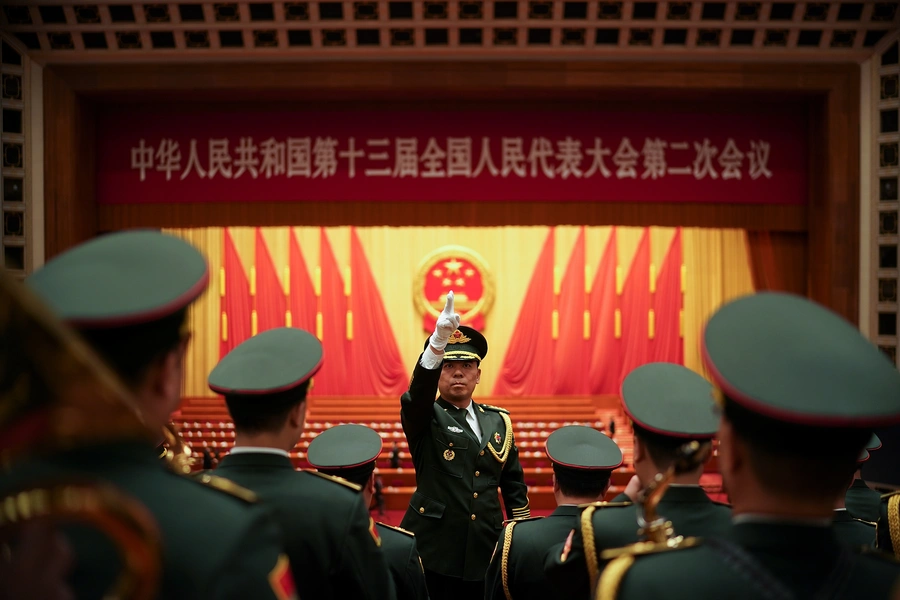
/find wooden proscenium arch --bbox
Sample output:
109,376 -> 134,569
43,60 -> 858,322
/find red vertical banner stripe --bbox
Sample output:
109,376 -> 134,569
288,230 -> 317,334
345,227 -> 408,397
220,229 -> 252,359
493,229 -> 556,396
314,228 -> 349,395
617,228 -> 652,389
254,228 -> 286,334
650,228 -> 684,365
587,228 -> 621,395
553,227 -> 588,394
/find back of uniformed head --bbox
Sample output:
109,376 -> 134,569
703,293 -> 900,498
307,424 -> 383,487
211,328 -> 323,435
26,230 -> 209,387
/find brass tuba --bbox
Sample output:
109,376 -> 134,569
161,421 -> 195,474
0,269 -> 162,599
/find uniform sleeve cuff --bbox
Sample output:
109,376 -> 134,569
419,350 -> 443,370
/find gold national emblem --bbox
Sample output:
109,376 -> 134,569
447,330 -> 471,344
414,245 -> 495,333
443,449 -> 456,461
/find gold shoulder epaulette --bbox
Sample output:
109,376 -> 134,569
600,537 -> 703,561
502,515 -> 543,525
880,490 -> 900,500
305,469 -> 363,492
577,500 -> 633,509
196,474 -> 258,503
378,522 -> 416,537
480,403 -> 510,414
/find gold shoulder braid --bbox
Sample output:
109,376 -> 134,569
595,554 -> 635,600
501,520 -> 517,600
581,505 -> 601,591
889,493 -> 900,559
488,412 -> 514,464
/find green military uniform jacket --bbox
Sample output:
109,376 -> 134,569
0,441 -> 292,600
545,485 -> 732,597
833,509 -> 876,547
599,522 -> 900,600
400,358 -> 530,581
485,505 -> 581,600
376,522 -> 429,600
215,451 -> 396,600
846,479 -> 882,522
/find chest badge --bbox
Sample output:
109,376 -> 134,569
448,425 -> 463,434
494,432 -> 502,445
443,449 -> 456,461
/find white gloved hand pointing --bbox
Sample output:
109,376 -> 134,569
429,291 -> 461,353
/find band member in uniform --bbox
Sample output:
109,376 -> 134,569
596,293 -> 900,600
545,362 -> 731,596
308,424 -> 430,600
485,425 -> 623,600
845,434 -> 884,522
832,447 -> 877,547
6,231 -> 295,599
400,292 -> 530,599
208,327 -> 396,600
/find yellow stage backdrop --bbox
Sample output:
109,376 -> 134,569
165,226 -> 754,397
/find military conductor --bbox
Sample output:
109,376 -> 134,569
400,292 -> 530,600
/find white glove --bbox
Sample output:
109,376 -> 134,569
429,291 -> 461,353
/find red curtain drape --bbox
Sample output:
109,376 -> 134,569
493,229 -> 556,396
288,230 -> 317,334
220,229 -> 252,358
346,227 -> 408,397
314,228 -> 350,395
587,228 -> 621,395
651,228 -> 683,365
553,227 -> 588,394
745,231 -> 808,296
617,228 -> 651,389
254,228 -> 286,333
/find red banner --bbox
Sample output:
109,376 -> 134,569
97,109 -> 806,205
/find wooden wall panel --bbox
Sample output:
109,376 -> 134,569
43,69 -> 96,259
98,202 -> 807,232
43,60 -> 859,320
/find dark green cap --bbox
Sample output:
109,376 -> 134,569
545,425 -> 623,472
209,327 -> 323,395
424,325 -> 488,362
703,293 -> 900,427
867,433 -> 882,451
27,230 -> 208,328
621,363 -> 718,440
307,424 -> 383,485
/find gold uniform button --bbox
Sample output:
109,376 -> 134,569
473,493 -> 478,499
480,451 -> 485,456
475,471 -> 480,477
449,442 -> 453,447
419,507 -> 425,514
471,514 -> 476,521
